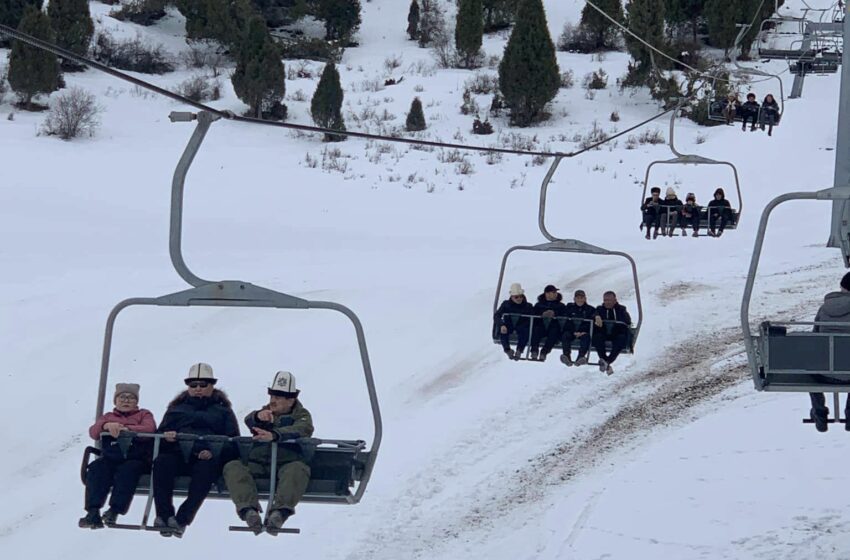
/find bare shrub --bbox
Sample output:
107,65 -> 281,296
460,89 -> 479,115
637,128 -> 665,145
574,121 -> 608,150
625,135 -> 638,150
583,69 -> 608,90
181,40 -> 227,73
438,149 -> 466,163
41,87 -> 102,140
93,31 -> 174,74
413,84 -> 425,92
557,22 -> 596,53
431,31 -> 456,69
406,59 -> 437,77
177,74 -> 221,102
485,151 -> 502,165
465,73 -> 499,95
383,54 -> 403,73
321,147 -> 350,173
500,132 -> 538,152
559,69 -> 575,89
610,110 -> 620,122
286,60 -> 315,80
290,89 -> 308,102
455,159 -> 474,175
695,132 -> 707,145
0,71 -> 7,105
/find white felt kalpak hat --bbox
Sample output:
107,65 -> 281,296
184,362 -> 216,384
268,370 -> 300,397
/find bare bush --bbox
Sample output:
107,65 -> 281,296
582,69 -> 608,90
383,54 -> 403,73
177,74 -> 221,102
431,31 -> 456,69
93,31 -> 174,74
559,69 -> 575,89
465,73 -> 499,95
695,132 -> 707,145
413,84 -> 425,92
0,71 -> 7,105
286,60 -> 315,80
438,149 -> 466,163
41,87 -> 102,140
637,128 -> 665,145
500,132 -> 539,152
406,59 -> 437,77
610,110 -> 620,122
460,90 -> 479,115
557,22 -> 596,53
455,159 -> 474,175
625,135 -> 638,150
574,121 -> 608,150
289,89 -> 308,102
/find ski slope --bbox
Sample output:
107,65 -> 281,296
1,1 -> 848,558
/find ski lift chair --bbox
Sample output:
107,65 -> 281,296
642,107 -> 744,236
79,112 -> 382,533
741,187 -> 850,424
492,158 -> 643,363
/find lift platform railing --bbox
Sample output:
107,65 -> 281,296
493,314 -> 635,363
741,187 -> 850,392
82,432 -> 368,533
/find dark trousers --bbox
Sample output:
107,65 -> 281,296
642,210 -> 660,230
660,208 -> 679,232
153,452 -> 223,526
531,320 -> 561,355
500,322 -> 529,353
809,392 -> 850,417
742,113 -> 758,129
681,211 -> 700,232
593,331 -> 628,364
563,329 -> 591,358
85,456 -> 146,514
709,210 -> 728,232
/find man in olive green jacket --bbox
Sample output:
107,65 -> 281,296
222,371 -> 314,533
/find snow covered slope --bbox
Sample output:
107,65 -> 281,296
1,1 -> 848,558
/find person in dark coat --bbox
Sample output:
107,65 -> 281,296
680,192 -> 701,237
641,187 -> 662,240
152,363 -> 239,537
707,187 -> 732,237
809,272 -> 850,432
659,187 -> 683,237
79,383 -> 156,529
560,290 -> 597,366
593,291 -> 632,375
760,93 -> 780,136
494,283 -> 534,360
530,284 -> 567,361
740,93 -> 760,132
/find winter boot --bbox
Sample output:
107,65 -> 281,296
741,123 -> 746,131
242,508 -> 263,535
78,509 -> 103,529
810,408 -> 829,433
505,348 -> 515,360
681,228 -> 687,236
575,355 -> 588,366
692,231 -> 699,238
265,508 -> 293,532
598,358 -> 608,373
645,230 -> 651,240
529,349 -> 539,361
514,347 -> 525,361
768,127 -> 773,136
653,228 -> 659,239
167,516 -> 185,538
606,365 -> 615,375
153,516 -> 172,537
101,508 -> 118,527
560,354 -> 574,367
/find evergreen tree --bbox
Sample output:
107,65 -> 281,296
0,0 -> 43,47
664,0 -> 705,41
482,0 -> 518,32
498,0 -> 559,127
317,0 -> 361,44
311,62 -> 346,142
407,0 -> 420,41
47,0 -> 94,69
405,97 -> 426,131
624,0 -> 666,73
455,0 -> 483,67
231,16 -> 286,118
8,5 -> 60,109
579,0 -> 623,51
418,0 -> 446,47
704,0 -> 741,57
176,0 -> 257,49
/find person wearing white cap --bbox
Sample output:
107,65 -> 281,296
494,283 -> 535,360
151,363 -> 239,537
659,187 -> 683,237
222,370 -> 314,534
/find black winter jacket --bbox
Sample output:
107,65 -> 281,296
641,197 -> 661,214
494,296 -> 534,334
157,389 -> 240,455
563,302 -> 597,332
741,100 -> 761,116
761,100 -> 780,117
595,304 -> 632,336
534,293 -> 567,320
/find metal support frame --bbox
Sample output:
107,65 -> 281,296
641,107 -> 743,222
740,187 -> 850,391
494,156 -> 644,353
91,110 -> 382,509
829,2 -> 850,261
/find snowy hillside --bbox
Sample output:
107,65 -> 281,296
2,0 -> 849,558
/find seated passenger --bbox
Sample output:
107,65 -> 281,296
680,192 -> 701,237
530,284 -> 567,362
223,371 -> 314,533
659,187 -> 683,237
760,94 -> 780,136
79,383 -> 156,529
809,272 -> 850,432
561,290 -> 597,367
707,188 -> 732,237
494,283 -> 534,360
641,187 -> 662,240
722,93 -> 740,125
740,93 -> 760,132
592,291 -> 632,375
152,363 -> 239,537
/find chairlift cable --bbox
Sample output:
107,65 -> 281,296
0,23 -> 681,159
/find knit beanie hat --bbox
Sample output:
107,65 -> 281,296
114,383 -> 140,400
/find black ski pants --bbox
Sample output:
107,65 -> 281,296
563,328 -> 592,358
708,209 -> 729,233
499,322 -> 530,353
681,211 -> 700,232
593,331 -> 628,364
809,392 -> 850,418
531,319 -> 561,355
642,208 -> 660,230
153,452 -> 223,526
85,456 -> 147,514
742,112 -> 758,129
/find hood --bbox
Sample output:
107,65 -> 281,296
537,292 -> 563,303
820,292 -> 850,319
168,388 -> 232,409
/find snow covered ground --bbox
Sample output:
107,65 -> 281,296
1,0 -> 849,558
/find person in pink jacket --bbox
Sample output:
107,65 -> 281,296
79,383 -> 156,529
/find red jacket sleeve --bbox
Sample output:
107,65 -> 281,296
126,409 -> 156,433
88,414 -> 112,440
